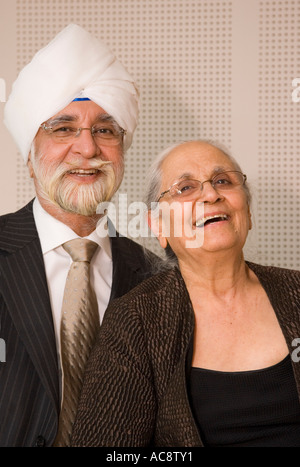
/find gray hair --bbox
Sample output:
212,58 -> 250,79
144,139 -> 251,209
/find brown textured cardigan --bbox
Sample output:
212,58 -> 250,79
71,262 -> 300,447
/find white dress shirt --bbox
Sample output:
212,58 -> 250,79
33,198 -> 113,391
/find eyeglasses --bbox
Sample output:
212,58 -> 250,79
157,171 -> 247,202
40,122 -> 126,146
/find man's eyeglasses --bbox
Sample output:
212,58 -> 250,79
157,171 -> 247,202
40,123 -> 126,146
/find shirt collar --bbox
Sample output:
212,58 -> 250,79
32,197 -> 112,259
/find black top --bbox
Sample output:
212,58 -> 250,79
189,355 -> 300,447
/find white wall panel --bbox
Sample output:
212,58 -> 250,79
0,0 -> 299,269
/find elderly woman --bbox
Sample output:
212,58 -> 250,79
71,140 -> 300,447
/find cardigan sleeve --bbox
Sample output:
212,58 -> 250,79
71,295 -> 157,447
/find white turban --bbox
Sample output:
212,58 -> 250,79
4,24 -> 139,163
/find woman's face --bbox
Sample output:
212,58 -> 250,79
153,141 -> 252,261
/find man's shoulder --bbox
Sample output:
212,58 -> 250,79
0,201 -> 34,226
115,235 -> 156,258
0,201 -> 36,252
0,209 -> 17,230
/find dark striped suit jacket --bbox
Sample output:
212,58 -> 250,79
0,200 -> 157,447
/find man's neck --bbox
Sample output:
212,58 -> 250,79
37,196 -> 100,237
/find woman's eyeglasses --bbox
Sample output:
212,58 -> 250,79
157,171 -> 247,202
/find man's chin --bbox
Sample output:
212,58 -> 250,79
38,175 -> 118,218
53,181 -> 109,217
63,207 -> 96,217
56,199 -> 100,217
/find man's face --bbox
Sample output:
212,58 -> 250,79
28,100 -> 124,216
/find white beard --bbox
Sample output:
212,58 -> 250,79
30,146 -> 124,216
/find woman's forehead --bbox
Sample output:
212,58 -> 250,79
160,142 -> 234,180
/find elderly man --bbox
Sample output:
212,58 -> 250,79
0,24 -> 155,447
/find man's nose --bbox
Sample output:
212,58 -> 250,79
72,128 -> 100,158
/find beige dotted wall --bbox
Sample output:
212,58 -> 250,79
0,0 -> 299,269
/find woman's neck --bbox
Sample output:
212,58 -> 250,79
178,250 -> 251,300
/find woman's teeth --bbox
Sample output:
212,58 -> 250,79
196,214 -> 229,228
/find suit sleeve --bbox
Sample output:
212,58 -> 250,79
71,297 -> 157,447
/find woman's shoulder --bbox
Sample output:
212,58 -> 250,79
247,261 -> 300,280
247,261 -> 300,297
113,266 -> 186,307
105,266 -> 192,327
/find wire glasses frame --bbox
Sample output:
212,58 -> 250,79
39,123 -> 127,146
157,171 -> 247,202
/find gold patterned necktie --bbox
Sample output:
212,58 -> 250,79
54,238 -> 100,447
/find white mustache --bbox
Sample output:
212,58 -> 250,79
64,159 -> 112,170
55,159 -> 113,178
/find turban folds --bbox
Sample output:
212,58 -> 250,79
4,24 -> 139,162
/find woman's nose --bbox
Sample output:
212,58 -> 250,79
199,180 -> 223,203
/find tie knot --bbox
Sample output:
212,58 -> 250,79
63,238 -> 98,263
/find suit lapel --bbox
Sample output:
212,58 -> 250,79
110,235 -> 140,302
0,201 -> 59,411
109,232 -> 154,302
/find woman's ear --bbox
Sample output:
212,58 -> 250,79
147,209 -> 168,249
248,205 -> 252,231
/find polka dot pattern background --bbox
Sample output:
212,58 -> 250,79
257,0 -> 299,269
1,0 -> 299,268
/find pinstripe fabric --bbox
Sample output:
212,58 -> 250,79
0,203 -> 59,446
0,200 -> 158,447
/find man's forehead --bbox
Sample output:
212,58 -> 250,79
47,101 -> 111,124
